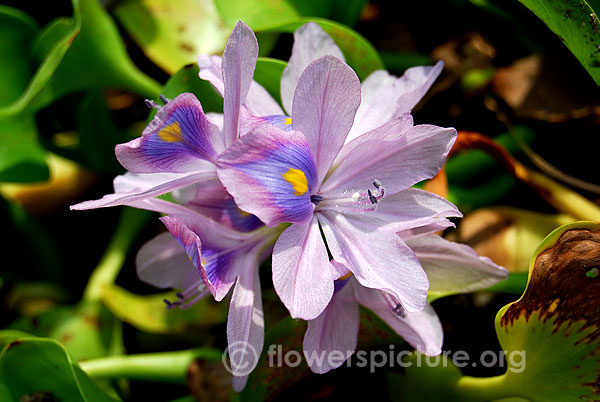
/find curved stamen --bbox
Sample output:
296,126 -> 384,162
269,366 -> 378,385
163,279 -> 209,310
144,99 -> 161,110
316,180 -> 386,214
381,291 -> 406,318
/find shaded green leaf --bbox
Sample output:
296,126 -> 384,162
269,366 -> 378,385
517,0 -> 600,85
215,0 -> 300,30
254,57 -> 287,105
0,0 -> 161,119
0,337 -> 119,402
0,6 -> 48,182
9,301 -> 122,362
260,18 -> 384,80
160,63 -> 223,114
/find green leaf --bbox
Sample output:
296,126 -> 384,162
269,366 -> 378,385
9,302 -> 122,362
0,7 -> 48,182
260,18 -> 384,80
160,63 -> 223,114
77,91 -> 128,173
0,0 -> 161,119
254,57 -> 287,104
214,0 -> 300,30
0,337 -> 119,402
386,352 -> 465,402
517,0 -> 600,85
100,284 -> 228,335
114,0 -> 231,74
494,221 -> 600,401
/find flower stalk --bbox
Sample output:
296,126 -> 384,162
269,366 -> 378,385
79,348 -> 221,383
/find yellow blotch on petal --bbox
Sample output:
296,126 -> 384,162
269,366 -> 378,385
282,168 -> 308,196
158,122 -> 183,143
284,117 -> 292,125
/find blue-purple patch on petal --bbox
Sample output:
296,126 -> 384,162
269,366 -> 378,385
218,123 -> 317,226
160,215 -> 242,301
116,93 -> 223,174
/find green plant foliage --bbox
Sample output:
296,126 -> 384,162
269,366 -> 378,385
115,0 -> 232,74
9,302 -> 123,362
253,57 -> 287,104
215,0 -> 300,30
517,0 -> 600,85
0,0 -> 160,119
260,18 -> 384,80
161,63 -> 224,114
0,336 -> 119,402
0,7 -> 48,182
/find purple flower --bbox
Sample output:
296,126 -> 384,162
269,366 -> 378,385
214,24 -> 460,321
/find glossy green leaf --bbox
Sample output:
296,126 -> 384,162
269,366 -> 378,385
114,0 -> 231,74
260,18 -> 384,80
0,337 -> 119,402
494,221 -> 600,401
254,57 -> 286,104
0,0 -> 161,119
100,284 -> 228,334
0,7 -> 48,182
215,0 -> 300,30
160,63 -> 223,114
517,0 -> 600,85
78,91 -> 129,173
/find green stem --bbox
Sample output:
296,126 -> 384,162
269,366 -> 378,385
455,374 -> 519,402
79,348 -> 221,384
83,208 -> 151,302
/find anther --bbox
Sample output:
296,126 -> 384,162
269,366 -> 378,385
367,189 -> 378,204
310,194 -> 324,205
160,94 -> 171,104
368,180 -> 385,204
392,303 -> 405,318
176,292 -> 185,299
145,99 -> 161,110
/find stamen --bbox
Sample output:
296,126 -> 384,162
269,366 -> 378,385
381,292 -> 406,318
145,99 -> 161,110
316,179 -> 385,213
310,194 -> 324,205
163,280 -> 208,310
160,94 -> 171,105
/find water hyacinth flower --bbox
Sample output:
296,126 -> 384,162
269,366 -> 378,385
213,26 -> 460,321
